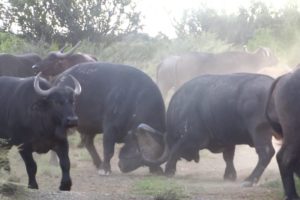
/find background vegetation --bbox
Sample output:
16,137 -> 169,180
1,0 -> 300,77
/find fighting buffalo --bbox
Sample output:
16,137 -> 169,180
54,62 -> 166,175
137,73 -> 276,187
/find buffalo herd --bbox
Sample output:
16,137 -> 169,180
157,47 -> 278,99
0,44 -> 299,200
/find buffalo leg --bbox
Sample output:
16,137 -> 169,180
19,148 -> 38,189
165,156 -> 179,176
54,139 -> 72,191
165,139 -> 185,176
85,133 -> 102,169
223,145 -> 237,181
277,144 -> 300,200
101,126 -> 116,175
243,143 -> 275,187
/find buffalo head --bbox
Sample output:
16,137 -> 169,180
32,42 -> 96,79
33,73 -> 81,139
118,124 -> 167,173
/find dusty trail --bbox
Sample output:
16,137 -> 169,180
1,136 -> 283,200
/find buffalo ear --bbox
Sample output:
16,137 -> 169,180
31,99 -> 49,112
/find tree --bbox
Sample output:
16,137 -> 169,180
0,1 -> 12,31
6,0 -> 142,44
173,1 -> 300,45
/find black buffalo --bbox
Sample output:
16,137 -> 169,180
265,69 -> 300,200
0,73 -> 81,190
54,62 -> 166,175
33,42 -> 97,80
0,53 -> 41,77
137,73 -> 275,187
33,42 -> 98,164
157,47 -> 278,99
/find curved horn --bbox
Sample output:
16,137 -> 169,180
256,47 -> 270,57
32,64 -> 38,69
59,43 -> 69,53
34,72 -> 54,96
60,41 -> 81,57
135,124 -> 169,167
141,139 -> 169,167
137,123 -> 164,137
69,75 -> 82,96
262,47 -> 270,57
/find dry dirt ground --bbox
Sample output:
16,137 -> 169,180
0,135 -> 285,200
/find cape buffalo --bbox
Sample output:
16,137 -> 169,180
0,53 -> 41,77
54,62 -> 166,175
33,42 -> 98,164
265,69 -> 300,200
157,47 -> 278,99
137,73 -> 275,187
0,73 -> 81,190
32,42 -> 97,80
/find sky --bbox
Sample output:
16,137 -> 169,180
135,0 -> 290,38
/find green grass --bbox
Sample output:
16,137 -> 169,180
132,176 -> 189,200
262,178 -> 283,198
262,175 -> 300,198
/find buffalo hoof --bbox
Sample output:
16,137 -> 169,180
164,170 -> 175,177
241,181 -> 253,187
98,169 -> 111,176
28,183 -> 38,190
59,180 -> 72,191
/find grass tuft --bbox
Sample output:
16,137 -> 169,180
154,189 -> 183,200
133,176 -> 189,199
